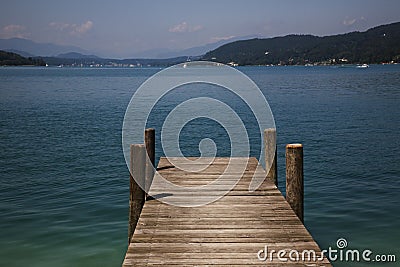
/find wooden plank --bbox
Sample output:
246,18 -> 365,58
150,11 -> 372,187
122,157 -> 331,266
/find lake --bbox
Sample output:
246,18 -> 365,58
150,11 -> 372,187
0,65 -> 399,266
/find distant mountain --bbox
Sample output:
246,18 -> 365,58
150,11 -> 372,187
132,35 -> 259,58
0,50 -> 45,66
56,52 -> 99,59
0,38 -> 89,57
3,49 -> 35,58
128,47 -> 178,59
0,36 -> 252,59
202,22 -> 400,65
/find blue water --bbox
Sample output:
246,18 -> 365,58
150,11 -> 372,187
1,65 -> 399,266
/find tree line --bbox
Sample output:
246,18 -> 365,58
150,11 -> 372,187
0,50 -> 46,66
202,22 -> 400,65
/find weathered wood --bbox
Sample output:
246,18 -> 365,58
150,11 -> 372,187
123,156 -> 330,266
264,128 -> 277,186
128,144 -> 146,243
285,144 -> 304,223
144,128 -> 155,194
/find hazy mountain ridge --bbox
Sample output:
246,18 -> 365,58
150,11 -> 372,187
3,49 -> 36,58
0,35 -> 257,59
154,35 -> 259,58
55,52 -> 100,59
0,38 -> 89,57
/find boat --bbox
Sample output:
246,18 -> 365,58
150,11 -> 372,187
357,64 -> 369,68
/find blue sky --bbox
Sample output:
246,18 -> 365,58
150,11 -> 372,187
1,0 -> 399,58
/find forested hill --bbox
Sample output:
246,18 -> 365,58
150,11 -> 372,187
0,50 -> 46,66
202,22 -> 400,65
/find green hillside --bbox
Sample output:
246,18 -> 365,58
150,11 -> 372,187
0,50 -> 46,66
202,22 -> 400,65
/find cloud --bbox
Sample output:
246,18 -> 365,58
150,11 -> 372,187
73,21 -> 93,35
49,22 -> 70,31
210,35 -> 236,42
169,22 -> 188,33
168,22 -> 203,33
3,24 -> 25,33
343,16 -> 366,27
49,20 -> 93,36
343,18 -> 357,26
0,24 -> 30,38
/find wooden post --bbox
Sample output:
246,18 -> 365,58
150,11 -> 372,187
144,128 -> 155,195
264,128 -> 277,186
286,143 -> 304,223
128,144 -> 146,243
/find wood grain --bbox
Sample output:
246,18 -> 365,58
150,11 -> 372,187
123,157 -> 330,266
286,144 -> 304,223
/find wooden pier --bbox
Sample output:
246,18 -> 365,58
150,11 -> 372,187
122,130 -> 331,266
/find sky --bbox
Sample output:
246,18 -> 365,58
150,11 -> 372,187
1,0 -> 399,58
